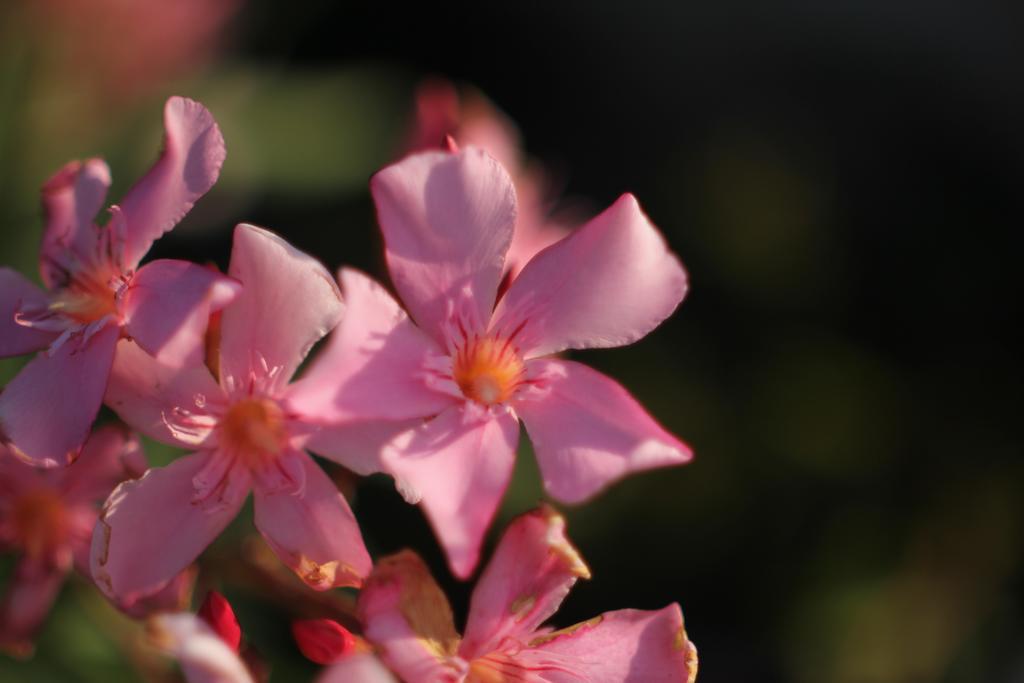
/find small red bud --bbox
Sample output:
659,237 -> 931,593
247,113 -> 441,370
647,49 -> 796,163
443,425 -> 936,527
197,591 -> 242,652
291,618 -> 357,665
442,134 -> 460,153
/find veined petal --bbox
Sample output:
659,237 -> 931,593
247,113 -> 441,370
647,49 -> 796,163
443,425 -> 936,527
371,147 -> 516,343
516,360 -> 691,504
90,452 -> 246,606
383,405 -> 519,579
523,605 -> 697,683
59,424 -> 146,505
0,323 -> 119,468
219,224 -> 342,393
118,97 -> 226,269
491,194 -> 687,358
287,268 -> 452,423
0,268 -> 58,358
459,507 -> 590,660
123,260 -> 240,368
357,551 -> 466,683
105,340 -> 223,449
252,452 -> 370,590
0,560 -> 65,658
39,159 -> 111,288
148,612 -> 254,683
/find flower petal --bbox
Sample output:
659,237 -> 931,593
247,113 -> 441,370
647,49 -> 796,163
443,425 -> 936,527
148,613 -> 254,683
459,507 -> 590,660
123,259 -> 241,368
39,159 -> 111,288
105,340 -> 223,449
304,417 -> 420,476
383,405 -> 519,578
287,268 -> 452,423
0,268 -> 57,358
491,194 -> 687,358
515,360 -> 692,504
317,653 -> 399,683
371,147 -> 516,342
91,452 -> 246,606
59,424 -> 146,505
252,452 -> 371,590
0,561 -> 65,658
357,550 -> 466,683
0,323 -> 119,467
117,97 -> 226,269
523,605 -> 697,683
219,224 -> 342,392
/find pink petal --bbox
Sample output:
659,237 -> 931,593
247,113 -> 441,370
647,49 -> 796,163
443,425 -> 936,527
357,551 -> 467,683
148,613 -> 254,683
515,360 -> 692,504
123,259 -> 241,367
112,565 -> 197,620
383,405 -> 519,578
219,224 -> 342,392
287,268 -> 452,423
252,452 -> 371,590
38,158 -> 111,288
105,340 -> 223,448
0,323 -> 119,467
303,417 -> 421,476
59,424 -> 146,505
0,560 -> 65,658
491,193 -> 687,358
90,452 -> 246,606
371,147 -> 517,342
118,97 -> 226,269
524,605 -> 698,683
318,654 -> 399,683
0,268 -> 57,357
459,507 -> 590,660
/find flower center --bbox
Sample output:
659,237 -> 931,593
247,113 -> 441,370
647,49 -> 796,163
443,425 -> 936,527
220,398 -> 288,466
12,489 -> 68,561
51,269 -> 119,324
452,336 -> 524,405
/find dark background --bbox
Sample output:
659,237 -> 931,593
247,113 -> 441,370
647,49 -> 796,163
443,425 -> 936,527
2,1 -> 1023,681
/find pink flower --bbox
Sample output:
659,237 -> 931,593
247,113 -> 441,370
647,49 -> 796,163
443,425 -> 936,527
355,507 -> 698,682
0,425 -> 146,656
291,147 -> 692,577
405,79 -> 574,281
0,96 -> 238,468
91,224 -> 372,608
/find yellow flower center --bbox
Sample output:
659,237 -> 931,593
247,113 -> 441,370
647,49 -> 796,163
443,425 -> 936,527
12,489 -> 68,561
51,269 -> 119,324
220,398 -> 288,466
452,336 -> 524,405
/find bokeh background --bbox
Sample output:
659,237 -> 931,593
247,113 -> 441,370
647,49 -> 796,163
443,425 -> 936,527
2,1 -> 1023,681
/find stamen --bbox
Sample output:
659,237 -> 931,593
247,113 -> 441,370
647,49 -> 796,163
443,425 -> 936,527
452,336 -> 525,405
219,398 -> 288,468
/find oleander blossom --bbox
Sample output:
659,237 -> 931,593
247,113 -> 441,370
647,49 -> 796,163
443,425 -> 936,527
406,78 -> 573,280
290,146 -> 692,577
0,426 -> 150,655
349,507 -> 697,682
90,224 -> 371,607
0,96 -> 238,467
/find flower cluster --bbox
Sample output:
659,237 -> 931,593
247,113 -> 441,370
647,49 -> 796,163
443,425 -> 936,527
1,92 -> 696,681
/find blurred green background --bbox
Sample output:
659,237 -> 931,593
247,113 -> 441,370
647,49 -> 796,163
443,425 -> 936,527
2,1 -> 1023,681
